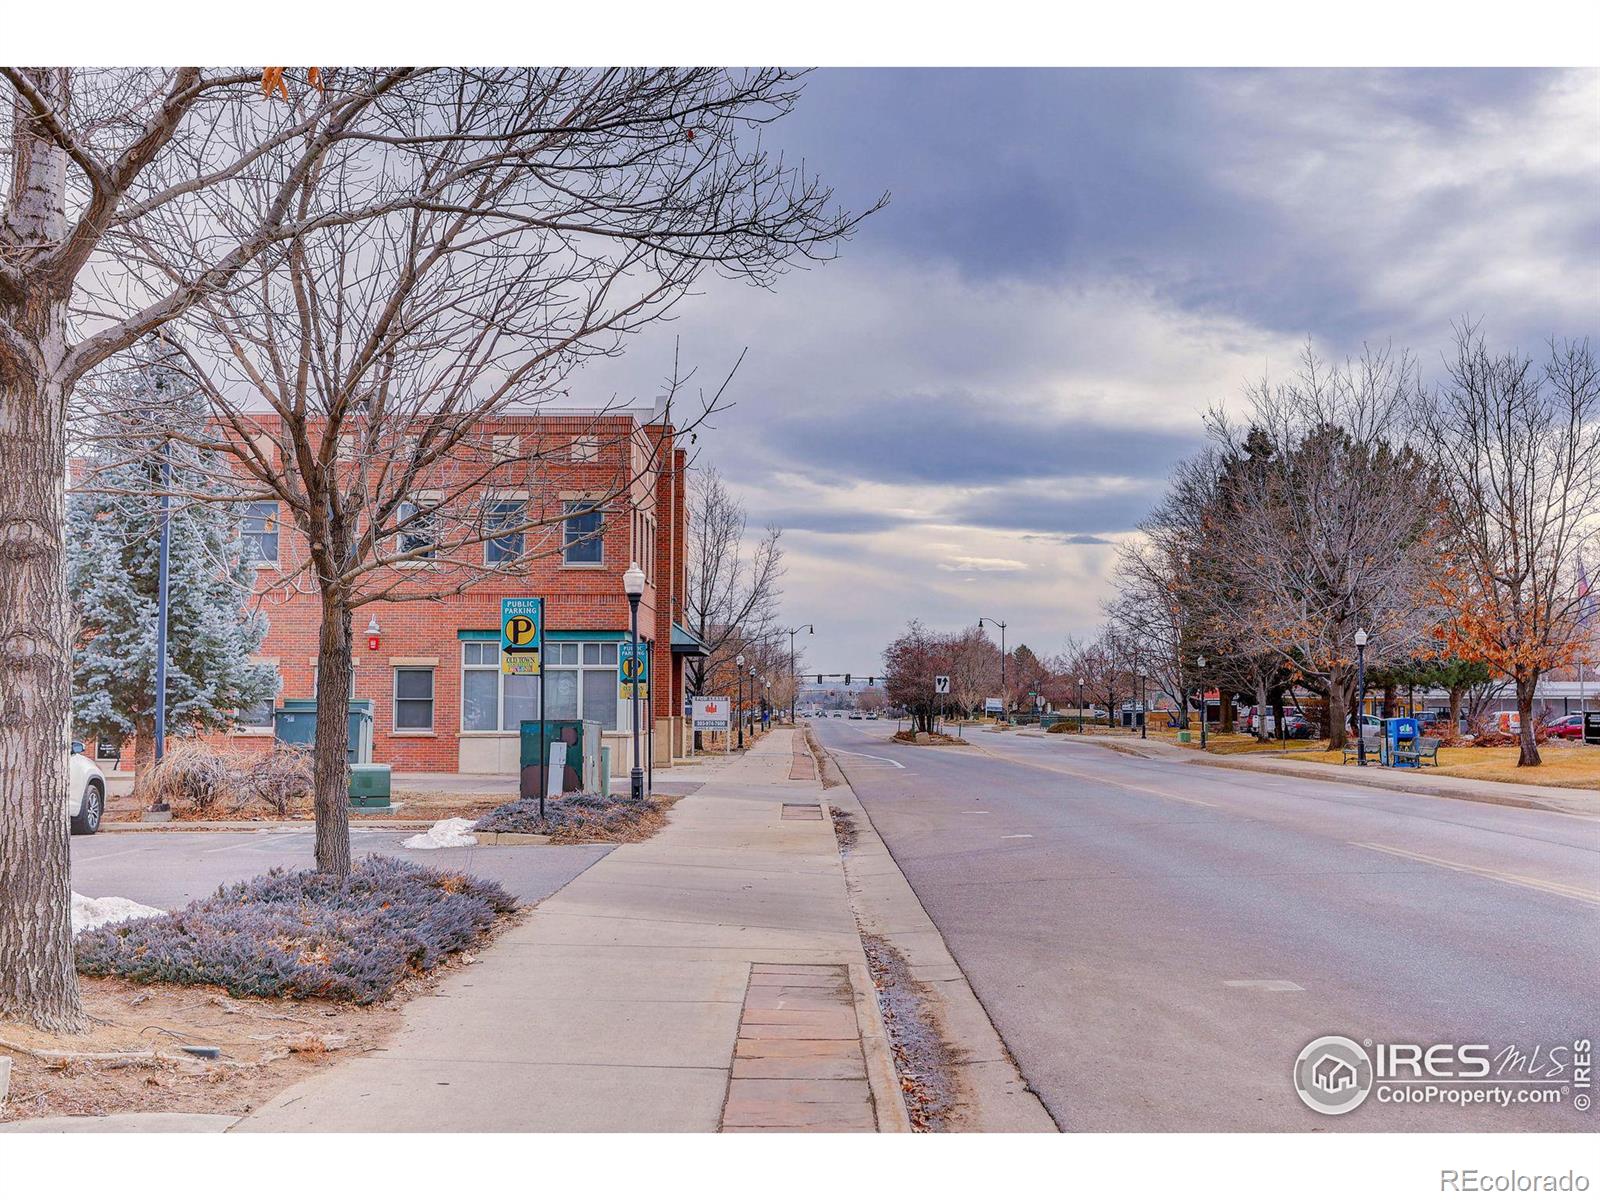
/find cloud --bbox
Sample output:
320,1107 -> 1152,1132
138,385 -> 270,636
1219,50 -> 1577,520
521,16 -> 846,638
571,68 -> 1599,672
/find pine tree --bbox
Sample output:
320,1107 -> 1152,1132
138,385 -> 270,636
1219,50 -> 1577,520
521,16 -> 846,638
68,369 -> 276,780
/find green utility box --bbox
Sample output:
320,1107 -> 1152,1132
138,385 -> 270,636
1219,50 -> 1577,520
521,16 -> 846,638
349,763 -> 393,808
518,719 -> 601,800
273,698 -> 375,764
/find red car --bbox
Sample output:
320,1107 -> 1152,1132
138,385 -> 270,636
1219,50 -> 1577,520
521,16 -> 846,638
1545,714 -> 1586,741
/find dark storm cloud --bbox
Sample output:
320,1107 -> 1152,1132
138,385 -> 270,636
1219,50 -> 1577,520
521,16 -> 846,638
761,392 -> 1200,489
949,488 -> 1160,537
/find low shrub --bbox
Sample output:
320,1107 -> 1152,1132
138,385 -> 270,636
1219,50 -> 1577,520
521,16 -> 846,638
75,856 -> 516,1004
473,792 -> 671,843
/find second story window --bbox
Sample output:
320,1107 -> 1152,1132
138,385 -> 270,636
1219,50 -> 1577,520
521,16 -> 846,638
569,434 -> 600,463
563,500 -> 603,565
485,499 -> 525,565
396,499 -> 438,561
242,501 -> 279,565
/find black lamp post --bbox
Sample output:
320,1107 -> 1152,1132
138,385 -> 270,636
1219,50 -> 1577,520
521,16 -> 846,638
786,624 -> 814,724
1140,672 -> 1148,740
736,653 -> 746,749
1354,628 -> 1369,767
1197,654 -> 1208,749
1077,677 -> 1085,733
624,561 -> 646,801
749,665 -> 757,738
979,616 -> 1008,721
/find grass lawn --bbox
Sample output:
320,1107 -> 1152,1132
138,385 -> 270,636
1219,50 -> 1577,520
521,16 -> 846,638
1282,739 -> 1600,790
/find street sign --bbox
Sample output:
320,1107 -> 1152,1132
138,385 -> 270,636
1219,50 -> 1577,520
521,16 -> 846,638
618,639 -> 650,700
500,597 -> 543,675
692,697 -> 730,732
934,675 -> 950,694
1584,711 -> 1600,746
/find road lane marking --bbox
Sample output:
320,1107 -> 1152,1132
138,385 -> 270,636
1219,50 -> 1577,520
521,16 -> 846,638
1000,834 -> 1034,839
973,745 -> 1219,808
1223,979 -> 1305,992
1352,842 -> 1600,907
961,810 -> 990,814
830,748 -> 906,769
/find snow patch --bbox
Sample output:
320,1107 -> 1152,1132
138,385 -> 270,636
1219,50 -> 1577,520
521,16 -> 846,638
402,817 -> 479,850
72,893 -> 165,934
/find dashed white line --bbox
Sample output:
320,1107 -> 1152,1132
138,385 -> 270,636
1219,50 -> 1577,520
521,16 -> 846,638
1000,834 -> 1034,840
1223,980 -> 1305,992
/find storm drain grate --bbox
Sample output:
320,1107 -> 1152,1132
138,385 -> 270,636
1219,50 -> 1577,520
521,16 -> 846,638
781,803 -> 824,820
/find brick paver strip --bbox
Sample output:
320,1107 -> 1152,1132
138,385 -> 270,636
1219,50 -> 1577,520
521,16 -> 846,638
788,752 -> 817,781
721,963 -> 878,1132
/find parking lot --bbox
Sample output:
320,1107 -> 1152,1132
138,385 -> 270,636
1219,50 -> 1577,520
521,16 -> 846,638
71,828 -> 613,910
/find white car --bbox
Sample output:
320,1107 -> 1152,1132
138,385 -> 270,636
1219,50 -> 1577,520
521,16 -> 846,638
69,740 -> 106,835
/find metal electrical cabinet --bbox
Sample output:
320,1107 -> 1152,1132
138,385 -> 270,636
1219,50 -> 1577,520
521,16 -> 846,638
273,698 -> 390,807
518,719 -> 602,800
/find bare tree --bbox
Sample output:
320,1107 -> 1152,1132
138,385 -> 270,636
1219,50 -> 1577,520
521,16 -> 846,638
1202,345 -> 1436,749
945,624 -> 1000,718
684,465 -> 785,701
1417,325 -> 1600,766
1,67 -> 880,1028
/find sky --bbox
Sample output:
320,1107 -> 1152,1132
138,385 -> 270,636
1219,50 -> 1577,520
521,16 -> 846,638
579,68 -> 1600,676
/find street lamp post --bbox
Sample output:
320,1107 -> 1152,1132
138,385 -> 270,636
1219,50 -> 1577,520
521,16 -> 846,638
761,678 -> 770,730
1354,628 -> 1369,767
784,625 -> 814,725
1197,654 -> 1208,749
749,666 -> 757,739
623,562 -> 646,801
1077,677 -> 1085,733
735,653 -> 746,750
1140,673 -> 1148,740
978,616 -> 1008,721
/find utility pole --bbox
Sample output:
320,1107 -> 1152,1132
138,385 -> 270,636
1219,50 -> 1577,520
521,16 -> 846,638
1354,628 -> 1369,767
978,616 -> 1007,721
784,624 -> 814,725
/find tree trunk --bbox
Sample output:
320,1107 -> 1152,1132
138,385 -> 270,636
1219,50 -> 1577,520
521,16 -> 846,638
312,593 -> 355,876
1448,687 -> 1464,734
0,69 -> 90,1030
1515,674 -> 1542,768
1220,691 -> 1235,734
1326,669 -> 1348,751
1270,687 -> 1286,743
1382,684 -> 1396,719
1254,681 -> 1270,742
0,368 -> 89,1033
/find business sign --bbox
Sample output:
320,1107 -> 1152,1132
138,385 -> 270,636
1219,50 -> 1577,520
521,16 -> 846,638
984,696 -> 1003,715
692,697 -> 730,732
500,597 -> 543,675
934,675 -> 950,695
619,639 -> 650,701
1585,711 -> 1600,746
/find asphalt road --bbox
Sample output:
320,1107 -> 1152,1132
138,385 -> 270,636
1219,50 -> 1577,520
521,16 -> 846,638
71,827 -> 612,910
811,717 -> 1600,1132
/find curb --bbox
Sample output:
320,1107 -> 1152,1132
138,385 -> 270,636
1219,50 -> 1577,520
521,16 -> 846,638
101,819 -> 441,833
848,959 -> 913,1133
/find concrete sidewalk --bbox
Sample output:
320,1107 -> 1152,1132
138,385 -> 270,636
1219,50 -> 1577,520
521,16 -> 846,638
233,728 -> 911,1133
1013,729 -> 1598,817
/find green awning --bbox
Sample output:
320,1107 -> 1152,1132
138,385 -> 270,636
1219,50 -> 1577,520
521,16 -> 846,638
671,623 -> 710,657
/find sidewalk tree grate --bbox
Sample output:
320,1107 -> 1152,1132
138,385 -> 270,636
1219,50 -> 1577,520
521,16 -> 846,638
781,804 -> 824,821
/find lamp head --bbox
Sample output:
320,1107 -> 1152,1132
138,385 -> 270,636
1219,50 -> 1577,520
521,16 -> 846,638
1354,628 -> 1369,647
735,653 -> 745,667
623,562 -> 646,598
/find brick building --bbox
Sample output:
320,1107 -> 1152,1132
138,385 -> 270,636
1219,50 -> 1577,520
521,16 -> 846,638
217,402 -> 704,775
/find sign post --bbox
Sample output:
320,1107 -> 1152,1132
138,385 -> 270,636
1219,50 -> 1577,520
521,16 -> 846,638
502,598 -> 545,814
692,697 -> 731,754
935,675 -> 949,735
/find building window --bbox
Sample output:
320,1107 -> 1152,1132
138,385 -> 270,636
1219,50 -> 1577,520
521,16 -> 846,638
236,690 -> 276,730
485,499 -> 524,564
543,640 -> 625,731
394,668 -> 434,731
242,501 -> 279,564
563,501 -> 603,565
396,499 -> 438,560
461,643 -> 540,732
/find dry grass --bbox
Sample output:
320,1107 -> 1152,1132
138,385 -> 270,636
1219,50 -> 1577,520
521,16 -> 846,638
132,741 -> 312,817
0,975 -> 401,1124
471,792 -> 680,844
1283,739 -> 1600,790
891,730 -> 970,746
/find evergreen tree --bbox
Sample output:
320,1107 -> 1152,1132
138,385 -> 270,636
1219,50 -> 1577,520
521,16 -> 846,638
68,368 -> 276,778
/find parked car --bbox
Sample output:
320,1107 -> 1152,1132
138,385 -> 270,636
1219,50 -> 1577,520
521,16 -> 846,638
69,740 -> 106,835
1241,706 -> 1312,738
1546,714 -> 1585,741
848,712 -> 864,720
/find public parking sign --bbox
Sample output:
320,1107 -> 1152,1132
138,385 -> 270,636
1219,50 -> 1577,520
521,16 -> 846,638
500,597 -> 543,675
619,639 -> 650,700
935,675 -> 950,694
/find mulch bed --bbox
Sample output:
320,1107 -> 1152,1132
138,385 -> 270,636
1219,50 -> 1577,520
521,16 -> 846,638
472,791 -> 679,844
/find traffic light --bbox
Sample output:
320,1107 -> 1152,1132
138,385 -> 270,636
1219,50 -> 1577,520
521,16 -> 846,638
844,673 -> 852,684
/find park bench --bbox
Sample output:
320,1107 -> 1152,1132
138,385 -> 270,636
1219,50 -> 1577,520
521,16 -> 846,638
1340,732 -> 1382,765
1392,736 -> 1442,768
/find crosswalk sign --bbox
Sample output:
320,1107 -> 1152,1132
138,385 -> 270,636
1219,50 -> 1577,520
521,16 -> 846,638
501,598 -> 543,675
